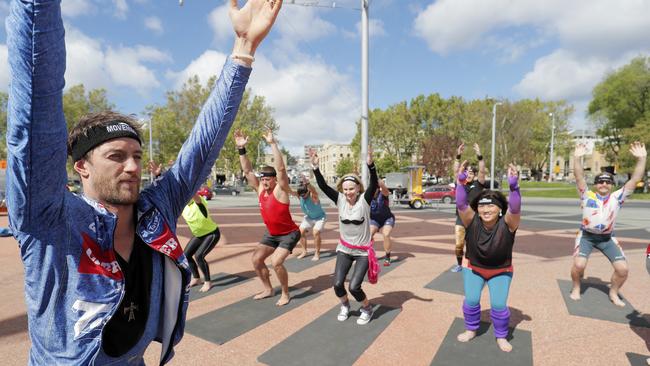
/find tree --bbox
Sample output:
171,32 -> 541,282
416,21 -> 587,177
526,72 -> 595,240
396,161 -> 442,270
336,157 -> 355,178
145,76 -> 277,177
281,147 -> 297,166
588,56 -> 650,171
62,85 -> 114,131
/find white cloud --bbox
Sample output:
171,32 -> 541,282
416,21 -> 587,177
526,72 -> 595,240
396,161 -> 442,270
0,44 -> 8,91
64,25 -> 169,96
275,6 -> 336,43
105,46 -> 171,93
169,52 -> 359,152
167,50 -> 228,90
113,0 -> 128,19
144,16 -> 164,35
413,0 -> 650,125
208,3 -> 232,44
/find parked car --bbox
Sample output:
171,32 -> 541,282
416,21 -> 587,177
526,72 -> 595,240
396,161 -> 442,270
419,185 -> 456,204
213,184 -> 240,196
197,185 -> 213,200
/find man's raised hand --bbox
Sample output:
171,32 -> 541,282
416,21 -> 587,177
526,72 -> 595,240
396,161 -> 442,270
574,143 -> 588,158
229,0 -> 282,56
630,141 -> 647,159
234,129 -> 249,148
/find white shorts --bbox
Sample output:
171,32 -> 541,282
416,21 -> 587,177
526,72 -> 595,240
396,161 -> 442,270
299,216 -> 326,232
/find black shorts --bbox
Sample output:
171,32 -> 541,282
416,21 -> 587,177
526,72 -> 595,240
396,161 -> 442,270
260,230 -> 301,252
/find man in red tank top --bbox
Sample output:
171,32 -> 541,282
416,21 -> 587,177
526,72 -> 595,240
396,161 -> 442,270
236,129 -> 300,306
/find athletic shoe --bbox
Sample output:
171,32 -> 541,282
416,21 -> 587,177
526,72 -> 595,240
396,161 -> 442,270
450,264 -> 462,273
356,306 -> 373,325
383,258 -> 391,267
337,305 -> 350,321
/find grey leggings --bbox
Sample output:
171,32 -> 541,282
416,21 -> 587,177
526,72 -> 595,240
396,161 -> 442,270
333,252 -> 369,302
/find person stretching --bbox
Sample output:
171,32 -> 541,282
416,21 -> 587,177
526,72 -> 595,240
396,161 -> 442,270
310,148 -> 379,325
294,179 -> 327,261
570,141 -> 647,307
182,193 -> 221,293
236,129 -> 300,306
456,162 -> 521,352
370,178 -> 396,266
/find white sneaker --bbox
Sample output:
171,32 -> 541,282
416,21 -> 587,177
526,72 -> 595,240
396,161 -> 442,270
337,305 -> 350,321
450,264 -> 462,273
356,307 -> 373,325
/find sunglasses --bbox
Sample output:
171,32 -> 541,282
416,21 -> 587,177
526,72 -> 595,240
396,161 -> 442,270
595,180 -> 613,185
340,217 -> 365,225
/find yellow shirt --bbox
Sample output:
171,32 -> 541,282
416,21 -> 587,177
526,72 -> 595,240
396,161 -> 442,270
182,197 -> 218,237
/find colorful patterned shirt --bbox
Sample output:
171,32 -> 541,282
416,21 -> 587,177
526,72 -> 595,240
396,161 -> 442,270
579,187 -> 632,234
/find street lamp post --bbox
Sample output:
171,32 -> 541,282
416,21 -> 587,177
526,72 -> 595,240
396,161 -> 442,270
360,0 -> 369,187
548,112 -> 555,183
490,102 -> 502,190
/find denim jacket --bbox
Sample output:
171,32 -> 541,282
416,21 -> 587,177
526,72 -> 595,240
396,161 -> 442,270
5,1 -> 250,364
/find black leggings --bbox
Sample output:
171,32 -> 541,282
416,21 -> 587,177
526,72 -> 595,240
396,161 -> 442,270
333,252 -> 369,302
184,228 -> 220,281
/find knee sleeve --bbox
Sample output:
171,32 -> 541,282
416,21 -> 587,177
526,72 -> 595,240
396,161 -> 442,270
462,301 -> 481,331
490,307 -> 510,339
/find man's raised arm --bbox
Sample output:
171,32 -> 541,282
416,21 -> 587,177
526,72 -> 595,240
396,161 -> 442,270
6,0 -> 68,233
573,143 -> 588,195
623,142 -> 647,193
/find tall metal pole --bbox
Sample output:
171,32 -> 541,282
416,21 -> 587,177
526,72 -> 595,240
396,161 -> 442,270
149,120 -> 154,183
490,102 -> 502,190
360,0 -> 369,186
548,112 -> 555,182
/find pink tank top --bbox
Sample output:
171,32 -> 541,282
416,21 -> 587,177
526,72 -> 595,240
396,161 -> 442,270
259,191 -> 298,236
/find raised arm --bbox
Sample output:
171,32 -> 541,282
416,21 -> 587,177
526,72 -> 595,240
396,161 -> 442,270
310,149 -> 338,203
378,178 -> 390,197
452,143 -> 464,177
474,143 -> 486,185
307,183 -> 320,203
504,163 -> 521,232
143,0 -> 282,222
265,129 -> 290,192
623,142 -> 647,193
573,143 -> 588,195
363,147 -> 378,204
6,0 -> 68,233
455,160 -> 475,227
234,130 -> 259,191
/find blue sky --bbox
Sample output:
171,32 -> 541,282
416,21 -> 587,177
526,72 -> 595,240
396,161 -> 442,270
2,0 -> 650,154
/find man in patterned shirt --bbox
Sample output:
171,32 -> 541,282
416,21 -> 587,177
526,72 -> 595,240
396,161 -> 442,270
570,141 -> 646,307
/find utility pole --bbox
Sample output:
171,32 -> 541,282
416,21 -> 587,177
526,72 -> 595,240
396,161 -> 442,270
548,112 -> 555,182
360,0 -> 369,186
490,102 -> 502,190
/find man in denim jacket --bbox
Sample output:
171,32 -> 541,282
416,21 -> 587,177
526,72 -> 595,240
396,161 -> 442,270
5,0 -> 282,364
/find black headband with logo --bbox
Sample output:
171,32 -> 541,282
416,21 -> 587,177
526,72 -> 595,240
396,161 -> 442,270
477,196 -> 504,209
594,173 -> 614,184
70,121 -> 142,161
259,171 -> 277,177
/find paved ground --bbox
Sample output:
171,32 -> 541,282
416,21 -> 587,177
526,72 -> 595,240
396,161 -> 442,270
0,197 -> 649,365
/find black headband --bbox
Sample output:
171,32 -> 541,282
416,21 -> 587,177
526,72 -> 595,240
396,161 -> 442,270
342,176 -> 359,184
259,171 -> 277,177
477,197 -> 503,208
594,173 -> 614,183
70,121 -> 141,161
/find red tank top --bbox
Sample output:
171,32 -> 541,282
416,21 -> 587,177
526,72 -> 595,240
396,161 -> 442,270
259,190 -> 298,236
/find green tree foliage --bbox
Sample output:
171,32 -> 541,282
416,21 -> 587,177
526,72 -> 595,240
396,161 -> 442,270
588,56 -> 650,171
62,85 -> 114,131
281,147 -> 297,166
145,76 -> 277,176
336,156 -> 355,178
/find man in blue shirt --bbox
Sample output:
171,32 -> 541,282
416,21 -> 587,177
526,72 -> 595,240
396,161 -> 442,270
5,0 -> 282,364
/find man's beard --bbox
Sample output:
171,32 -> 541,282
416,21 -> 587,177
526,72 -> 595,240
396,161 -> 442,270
93,174 -> 140,206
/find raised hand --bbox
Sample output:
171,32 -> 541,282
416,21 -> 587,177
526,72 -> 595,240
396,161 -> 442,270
629,141 -> 647,159
309,149 -> 319,166
574,143 -> 588,158
367,145 -> 374,165
263,128 -> 275,144
229,0 -> 282,55
148,161 -> 162,177
507,163 -> 519,189
473,143 -> 481,156
234,129 -> 249,148
457,143 -> 465,156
